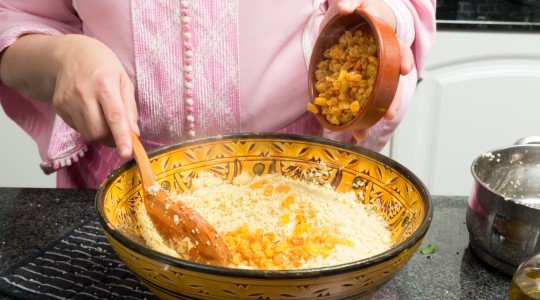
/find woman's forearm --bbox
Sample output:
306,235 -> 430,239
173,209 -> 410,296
0,34 -> 67,102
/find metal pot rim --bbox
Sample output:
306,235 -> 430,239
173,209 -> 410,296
470,136 -> 540,200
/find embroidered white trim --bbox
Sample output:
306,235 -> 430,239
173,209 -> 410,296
40,145 -> 88,174
380,0 -> 413,45
181,0 -> 196,138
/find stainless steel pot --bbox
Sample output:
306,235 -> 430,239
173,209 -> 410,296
466,137 -> 540,275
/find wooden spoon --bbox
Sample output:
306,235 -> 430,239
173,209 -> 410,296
130,131 -> 232,266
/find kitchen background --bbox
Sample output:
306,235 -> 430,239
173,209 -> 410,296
1,0 -> 539,196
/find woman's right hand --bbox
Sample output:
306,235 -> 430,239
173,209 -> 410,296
0,34 -> 139,159
53,34 -> 139,159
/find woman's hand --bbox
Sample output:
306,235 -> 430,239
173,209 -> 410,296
52,34 -> 138,159
321,0 -> 415,142
0,34 -> 138,159
354,41 -> 414,141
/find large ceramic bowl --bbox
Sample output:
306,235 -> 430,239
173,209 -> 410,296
96,133 -> 432,300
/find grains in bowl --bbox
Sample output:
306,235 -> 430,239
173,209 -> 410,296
136,172 -> 392,270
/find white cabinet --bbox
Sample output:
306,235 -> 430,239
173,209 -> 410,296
390,31 -> 540,196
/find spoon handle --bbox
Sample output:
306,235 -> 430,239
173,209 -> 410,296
131,131 -> 155,190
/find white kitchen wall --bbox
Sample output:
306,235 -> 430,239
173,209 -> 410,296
0,109 -> 56,188
390,31 -> 540,197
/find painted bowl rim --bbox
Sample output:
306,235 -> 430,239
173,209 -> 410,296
95,132 -> 433,279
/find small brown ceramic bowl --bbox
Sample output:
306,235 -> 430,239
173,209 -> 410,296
96,133 -> 432,300
308,9 -> 401,131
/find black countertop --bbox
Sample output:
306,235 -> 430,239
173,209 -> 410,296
0,188 -> 513,299
437,0 -> 540,31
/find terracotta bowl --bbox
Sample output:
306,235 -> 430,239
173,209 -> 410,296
96,133 -> 432,300
308,9 -> 401,131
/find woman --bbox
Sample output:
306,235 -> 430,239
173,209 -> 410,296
0,0 -> 436,188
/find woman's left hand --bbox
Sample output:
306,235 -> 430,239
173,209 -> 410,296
321,0 -> 414,142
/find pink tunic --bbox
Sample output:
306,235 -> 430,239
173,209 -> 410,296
0,0 -> 436,188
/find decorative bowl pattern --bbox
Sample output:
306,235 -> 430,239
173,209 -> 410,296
96,133 -> 432,300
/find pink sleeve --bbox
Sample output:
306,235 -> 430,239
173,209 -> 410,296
381,0 -> 436,74
0,0 -> 82,52
0,0 -> 83,170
